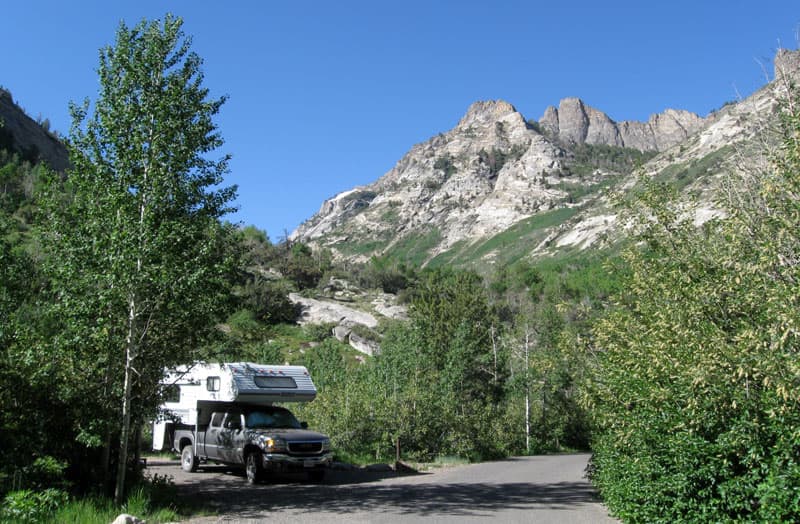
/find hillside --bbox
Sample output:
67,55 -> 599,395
0,88 -> 69,171
292,48 -> 800,273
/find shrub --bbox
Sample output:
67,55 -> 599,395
586,81 -> 800,520
1,488 -> 69,523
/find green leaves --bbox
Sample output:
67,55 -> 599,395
31,14 -> 239,498
587,86 -> 800,521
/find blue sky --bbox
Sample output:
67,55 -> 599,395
2,1 -> 798,240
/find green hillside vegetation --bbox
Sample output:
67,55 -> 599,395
319,143 -> 649,268
382,226 -> 442,266
563,142 -> 657,177
655,144 -> 733,190
428,207 -> 580,270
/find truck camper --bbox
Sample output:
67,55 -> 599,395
153,362 -> 331,483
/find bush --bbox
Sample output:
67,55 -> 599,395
1,488 -> 69,523
239,277 -> 299,324
586,80 -> 800,521
303,322 -> 337,342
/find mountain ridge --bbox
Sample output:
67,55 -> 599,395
539,97 -> 707,151
0,87 -> 69,171
292,48 -> 800,271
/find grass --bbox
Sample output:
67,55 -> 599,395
2,484 -> 189,524
53,491 -> 179,524
335,236 -> 391,256
428,207 -> 581,271
333,449 -> 382,466
383,227 -> 442,267
330,448 -> 472,471
655,145 -> 732,191
555,174 -> 622,203
426,239 -> 469,268
433,455 -> 471,467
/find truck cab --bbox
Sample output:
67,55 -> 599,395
177,404 -> 331,483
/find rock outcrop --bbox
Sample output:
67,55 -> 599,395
539,97 -> 706,151
293,99 -> 570,253
292,48 -> 800,270
0,88 -> 69,171
775,48 -> 800,79
290,293 -> 378,328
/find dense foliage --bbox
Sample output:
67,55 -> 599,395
585,87 -> 800,521
292,256 -> 617,463
563,142 -> 657,177
1,15 -> 240,508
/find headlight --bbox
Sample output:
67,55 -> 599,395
257,435 -> 287,452
321,438 -> 331,451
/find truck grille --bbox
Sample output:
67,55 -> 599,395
288,441 -> 322,454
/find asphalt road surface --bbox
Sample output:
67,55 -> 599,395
150,453 -> 617,523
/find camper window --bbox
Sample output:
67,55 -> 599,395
206,376 -> 220,392
164,385 -> 180,403
253,376 -> 297,389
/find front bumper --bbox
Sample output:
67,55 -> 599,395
261,452 -> 333,470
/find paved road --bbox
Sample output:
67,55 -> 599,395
150,453 -> 616,523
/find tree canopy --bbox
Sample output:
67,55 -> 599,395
37,14 -> 239,502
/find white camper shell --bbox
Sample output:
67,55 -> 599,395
152,362 -> 317,451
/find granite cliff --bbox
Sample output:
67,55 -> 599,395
539,98 -> 707,151
291,48 -> 800,272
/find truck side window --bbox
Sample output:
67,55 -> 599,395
206,376 -> 220,392
211,412 -> 224,427
225,413 -> 242,430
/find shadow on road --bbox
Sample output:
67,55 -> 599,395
178,463 -> 425,485
176,474 -> 600,519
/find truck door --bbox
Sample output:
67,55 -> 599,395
204,412 -> 225,460
218,412 -> 244,463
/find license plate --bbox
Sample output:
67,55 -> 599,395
304,460 -> 315,468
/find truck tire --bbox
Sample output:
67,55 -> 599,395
181,445 -> 198,473
245,452 -> 263,484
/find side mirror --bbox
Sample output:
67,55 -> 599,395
300,421 -> 308,429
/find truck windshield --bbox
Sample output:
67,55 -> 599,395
245,407 -> 302,429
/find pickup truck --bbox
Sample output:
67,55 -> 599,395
174,404 -> 332,483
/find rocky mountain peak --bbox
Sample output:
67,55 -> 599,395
539,97 -> 706,152
451,99 -> 533,147
293,96 -> 568,251
458,100 -> 519,127
775,48 -> 800,79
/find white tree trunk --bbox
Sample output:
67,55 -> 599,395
114,298 -> 137,504
524,329 -> 531,453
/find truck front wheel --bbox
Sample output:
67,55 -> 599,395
245,452 -> 263,484
181,445 -> 198,473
